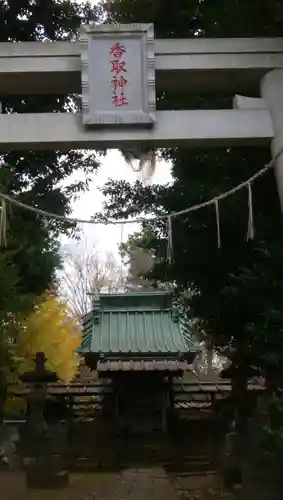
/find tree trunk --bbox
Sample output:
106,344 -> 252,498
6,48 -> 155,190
241,393 -> 283,500
223,369 -> 248,487
0,385 -> 7,427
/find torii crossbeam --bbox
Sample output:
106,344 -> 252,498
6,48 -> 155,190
0,24 -> 283,209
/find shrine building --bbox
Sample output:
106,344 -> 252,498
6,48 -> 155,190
79,291 -> 197,432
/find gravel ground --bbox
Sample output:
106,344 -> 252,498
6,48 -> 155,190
0,468 -> 235,500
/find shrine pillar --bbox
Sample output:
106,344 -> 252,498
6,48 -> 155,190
261,70 -> 283,213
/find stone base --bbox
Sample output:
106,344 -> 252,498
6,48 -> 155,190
25,465 -> 69,489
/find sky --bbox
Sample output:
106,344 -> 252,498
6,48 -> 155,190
62,150 -> 172,261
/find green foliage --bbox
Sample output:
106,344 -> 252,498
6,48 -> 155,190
109,0 -> 282,37
260,395 -> 283,462
0,0 -> 99,409
0,252 -> 32,390
101,0 -> 283,388
101,2 -> 283,478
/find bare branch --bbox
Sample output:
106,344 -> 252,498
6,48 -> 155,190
59,241 -> 126,319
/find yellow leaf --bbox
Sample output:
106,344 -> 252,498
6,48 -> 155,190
17,293 -> 82,383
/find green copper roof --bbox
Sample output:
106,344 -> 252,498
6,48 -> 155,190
79,292 -> 195,357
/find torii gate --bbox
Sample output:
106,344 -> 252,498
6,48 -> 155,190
1,23 -> 283,208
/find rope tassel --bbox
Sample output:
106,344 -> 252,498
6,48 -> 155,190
214,199 -> 221,249
247,182 -> 255,241
167,216 -> 174,265
120,223 -> 124,286
0,198 -> 7,247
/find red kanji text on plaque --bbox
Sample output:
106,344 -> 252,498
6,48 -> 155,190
111,60 -> 127,74
109,42 -> 126,59
111,75 -> 127,91
112,94 -> 128,107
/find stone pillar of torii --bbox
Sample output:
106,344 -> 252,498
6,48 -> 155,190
262,70 -> 283,213
234,70 -> 283,213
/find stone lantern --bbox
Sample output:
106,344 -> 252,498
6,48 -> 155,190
19,352 -> 69,489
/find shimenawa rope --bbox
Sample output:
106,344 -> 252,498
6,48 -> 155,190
0,148 -> 283,228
